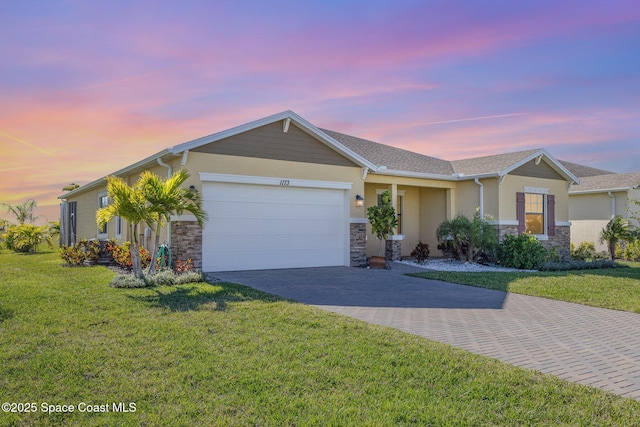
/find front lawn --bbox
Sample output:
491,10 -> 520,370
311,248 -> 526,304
1,251 -> 639,426
409,262 -> 640,313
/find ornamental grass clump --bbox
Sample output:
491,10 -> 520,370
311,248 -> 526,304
109,269 -> 205,288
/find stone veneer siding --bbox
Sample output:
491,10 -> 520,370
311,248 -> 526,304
170,221 -> 203,269
350,223 -> 367,267
495,224 -> 570,261
385,240 -> 402,262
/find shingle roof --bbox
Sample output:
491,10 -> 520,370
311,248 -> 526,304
321,129 -> 455,176
559,160 -> 614,178
450,149 -> 541,176
322,128 -> 578,182
569,172 -> 640,193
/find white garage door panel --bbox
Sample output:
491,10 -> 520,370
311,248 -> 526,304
202,181 -> 348,271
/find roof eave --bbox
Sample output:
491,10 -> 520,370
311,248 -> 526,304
569,187 -> 632,195
372,169 -> 501,181
170,110 -> 378,171
59,148 -> 172,199
498,149 -> 580,185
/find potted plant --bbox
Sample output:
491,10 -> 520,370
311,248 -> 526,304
366,190 -> 398,268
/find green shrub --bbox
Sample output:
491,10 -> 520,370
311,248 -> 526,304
571,242 -> 596,261
105,241 -> 151,270
109,274 -> 149,288
546,246 -> 561,262
2,224 -> 49,253
538,260 -> 624,271
623,240 -> 640,262
59,245 -> 86,266
174,271 -> 205,285
175,258 -> 195,274
497,234 -> 547,270
151,270 -> 177,286
410,241 -> 430,264
110,270 -> 205,288
81,239 -> 102,262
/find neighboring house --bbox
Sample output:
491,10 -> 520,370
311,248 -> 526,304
59,110 -> 579,272
565,163 -> 640,252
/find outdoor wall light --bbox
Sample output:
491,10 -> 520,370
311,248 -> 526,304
355,194 -> 364,207
189,185 -> 198,194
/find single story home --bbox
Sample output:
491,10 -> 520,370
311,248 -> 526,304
566,163 -> 640,252
60,110 -> 579,272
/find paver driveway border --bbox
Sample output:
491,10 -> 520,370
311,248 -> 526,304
211,263 -> 640,400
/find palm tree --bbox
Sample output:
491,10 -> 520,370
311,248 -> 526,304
467,208 -> 498,262
97,175 -> 157,278
436,215 -> 471,260
2,199 -> 38,224
600,215 -> 632,261
138,169 -> 207,273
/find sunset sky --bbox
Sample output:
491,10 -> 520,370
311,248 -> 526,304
1,1 -> 639,224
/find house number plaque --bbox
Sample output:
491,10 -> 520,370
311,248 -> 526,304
279,180 -> 290,186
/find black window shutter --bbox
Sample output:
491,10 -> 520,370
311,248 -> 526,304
516,192 -> 525,234
547,194 -> 556,236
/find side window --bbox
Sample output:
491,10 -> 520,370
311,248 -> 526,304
115,216 -> 122,238
517,189 -> 555,237
98,193 -> 109,235
377,190 -> 404,235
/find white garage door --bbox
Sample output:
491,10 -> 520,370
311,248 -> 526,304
201,174 -> 351,272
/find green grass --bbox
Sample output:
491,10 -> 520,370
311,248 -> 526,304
1,251 -> 639,426
409,262 -> 640,313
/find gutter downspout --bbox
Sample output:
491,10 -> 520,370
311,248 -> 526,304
157,157 -> 173,178
157,157 -> 173,246
474,178 -> 484,217
608,191 -> 616,219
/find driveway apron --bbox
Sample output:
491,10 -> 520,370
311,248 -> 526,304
212,264 -> 640,401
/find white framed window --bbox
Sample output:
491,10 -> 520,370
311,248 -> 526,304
98,192 -> 109,236
525,193 -> 545,235
518,187 -> 555,239
115,216 -> 122,239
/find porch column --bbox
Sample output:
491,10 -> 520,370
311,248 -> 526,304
446,188 -> 456,219
387,183 -> 402,260
389,184 -> 398,213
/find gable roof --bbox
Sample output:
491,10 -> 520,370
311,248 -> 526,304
569,172 -> 640,194
450,149 -> 578,183
171,110 -> 377,170
61,110 -> 581,198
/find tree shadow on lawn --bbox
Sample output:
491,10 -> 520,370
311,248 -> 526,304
128,281 -> 286,312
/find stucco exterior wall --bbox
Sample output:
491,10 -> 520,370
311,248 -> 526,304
499,175 -> 569,222
69,187 -> 105,241
419,187 -> 447,255
454,180 -> 481,218
569,192 -> 624,221
571,220 -> 609,251
568,189 -> 638,251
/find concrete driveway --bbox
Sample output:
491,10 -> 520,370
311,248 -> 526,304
212,263 -> 640,401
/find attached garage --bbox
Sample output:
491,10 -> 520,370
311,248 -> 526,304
201,173 -> 352,271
